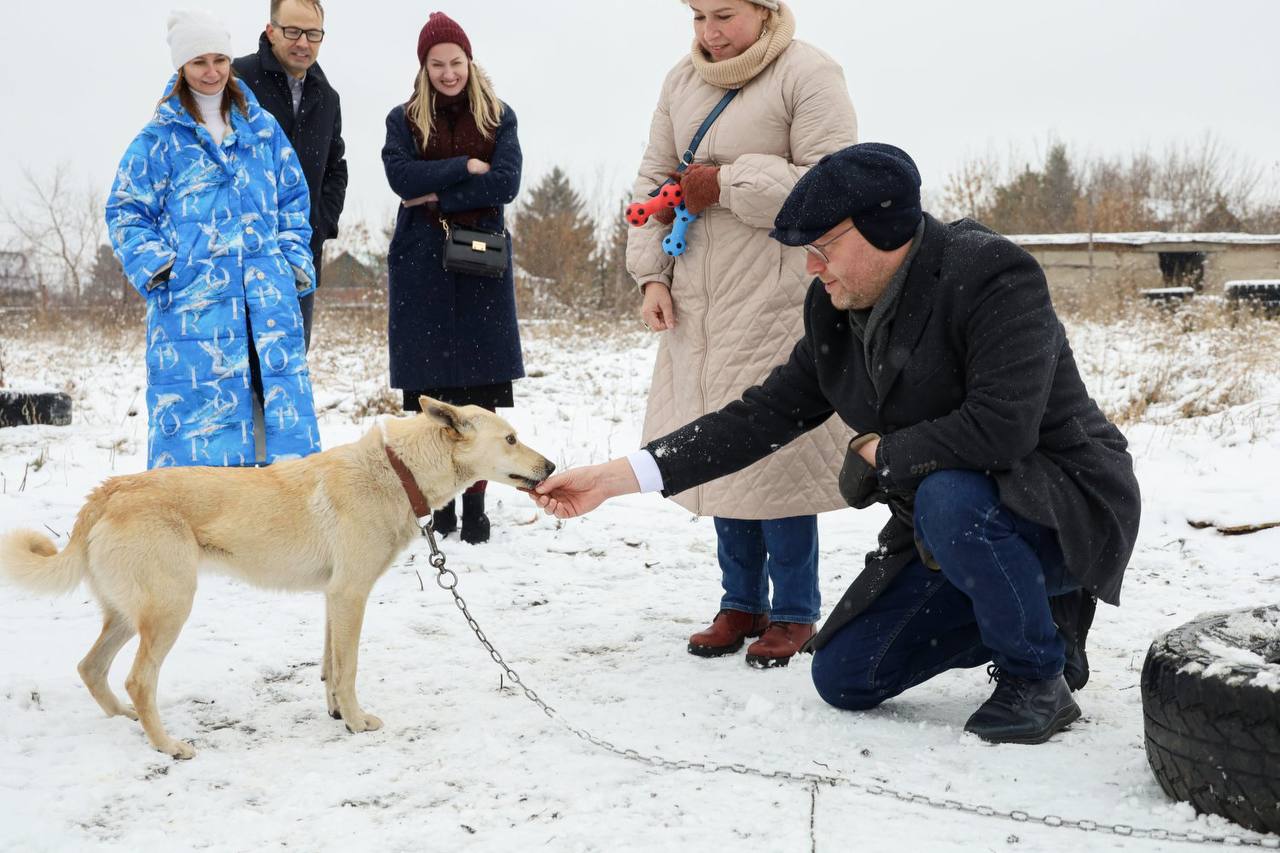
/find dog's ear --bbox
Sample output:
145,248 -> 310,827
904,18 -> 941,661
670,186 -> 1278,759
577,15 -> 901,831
419,396 -> 469,438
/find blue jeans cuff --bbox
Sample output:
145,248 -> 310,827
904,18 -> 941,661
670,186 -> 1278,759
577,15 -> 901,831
768,610 -> 819,624
718,600 -> 768,616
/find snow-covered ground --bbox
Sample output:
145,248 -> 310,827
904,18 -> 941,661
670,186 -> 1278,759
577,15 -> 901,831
1,309 -> 1278,852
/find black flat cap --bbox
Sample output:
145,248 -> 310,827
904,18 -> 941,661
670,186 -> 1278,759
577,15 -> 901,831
770,143 -> 923,251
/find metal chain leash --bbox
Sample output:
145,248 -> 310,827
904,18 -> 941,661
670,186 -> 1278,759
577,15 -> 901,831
416,522 -> 1277,849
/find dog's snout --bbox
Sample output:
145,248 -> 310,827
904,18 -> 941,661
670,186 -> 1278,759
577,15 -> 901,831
542,460 -> 556,478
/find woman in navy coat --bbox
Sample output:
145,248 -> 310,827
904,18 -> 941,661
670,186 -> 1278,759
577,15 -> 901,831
382,12 -> 523,543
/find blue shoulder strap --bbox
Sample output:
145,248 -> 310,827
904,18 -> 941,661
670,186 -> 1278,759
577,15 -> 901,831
648,88 -> 740,197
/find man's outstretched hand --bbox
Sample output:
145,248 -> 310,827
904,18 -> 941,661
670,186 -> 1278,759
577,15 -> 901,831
529,458 -> 641,519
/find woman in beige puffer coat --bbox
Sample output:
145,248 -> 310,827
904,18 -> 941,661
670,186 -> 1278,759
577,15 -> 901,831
627,0 -> 857,666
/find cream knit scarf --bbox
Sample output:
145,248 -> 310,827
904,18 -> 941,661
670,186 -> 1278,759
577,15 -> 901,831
689,1 -> 796,89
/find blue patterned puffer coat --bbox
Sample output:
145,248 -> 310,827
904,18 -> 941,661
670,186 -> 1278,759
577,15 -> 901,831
107,77 -> 319,468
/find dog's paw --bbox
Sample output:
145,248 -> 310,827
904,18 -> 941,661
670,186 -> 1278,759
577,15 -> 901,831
329,708 -> 342,720
160,739 -> 196,760
116,704 -> 139,722
343,712 -> 383,734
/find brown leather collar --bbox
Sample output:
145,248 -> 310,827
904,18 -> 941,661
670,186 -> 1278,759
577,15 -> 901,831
384,445 -> 431,519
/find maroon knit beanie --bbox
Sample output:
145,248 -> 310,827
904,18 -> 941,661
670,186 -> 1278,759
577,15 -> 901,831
416,12 -> 472,66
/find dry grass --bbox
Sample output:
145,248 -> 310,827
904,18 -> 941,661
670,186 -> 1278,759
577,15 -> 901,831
1066,298 -> 1280,440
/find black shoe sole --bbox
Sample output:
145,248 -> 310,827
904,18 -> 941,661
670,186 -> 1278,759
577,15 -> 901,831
688,639 -> 746,658
745,653 -> 793,669
967,702 -> 1082,745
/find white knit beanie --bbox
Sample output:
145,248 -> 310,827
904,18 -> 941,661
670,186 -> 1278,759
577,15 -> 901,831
166,9 -> 233,70
682,0 -> 779,9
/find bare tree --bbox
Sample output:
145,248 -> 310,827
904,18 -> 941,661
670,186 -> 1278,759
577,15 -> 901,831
1147,134 -> 1265,232
939,152 -> 999,222
941,135 -> 1276,235
1,164 -> 105,302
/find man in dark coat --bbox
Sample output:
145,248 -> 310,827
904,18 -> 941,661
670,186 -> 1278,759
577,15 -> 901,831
529,143 -> 1142,746
234,0 -> 347,351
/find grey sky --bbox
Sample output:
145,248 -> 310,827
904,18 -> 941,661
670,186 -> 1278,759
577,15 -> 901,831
1,1 -> 1277,232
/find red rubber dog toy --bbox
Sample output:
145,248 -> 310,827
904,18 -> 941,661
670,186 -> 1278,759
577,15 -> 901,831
625,183 -> 684,226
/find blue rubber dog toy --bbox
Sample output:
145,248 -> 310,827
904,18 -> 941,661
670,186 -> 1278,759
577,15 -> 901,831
662,202 -> 698,257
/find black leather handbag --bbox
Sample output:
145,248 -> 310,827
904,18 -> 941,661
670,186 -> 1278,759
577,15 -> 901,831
441,219 -> 508,279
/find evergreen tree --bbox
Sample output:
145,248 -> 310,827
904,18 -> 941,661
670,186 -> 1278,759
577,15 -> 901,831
87,243 -> 130,304
513,167 -> 598,306
1196,194 -> 1243,232
1040,144 -> 1081,231
982,144 -> 1082,233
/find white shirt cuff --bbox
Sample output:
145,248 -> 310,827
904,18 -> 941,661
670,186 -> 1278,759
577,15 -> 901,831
626,449 -> 665,494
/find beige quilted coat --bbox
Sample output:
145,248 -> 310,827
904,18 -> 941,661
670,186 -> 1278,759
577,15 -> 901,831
628,37 -> 859,519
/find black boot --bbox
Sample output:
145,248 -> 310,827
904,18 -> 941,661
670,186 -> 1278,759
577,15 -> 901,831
964,666 -> 1081,744
1050,589 -> 1097,691
431,500 -> 457,537
461,491 -> 490,544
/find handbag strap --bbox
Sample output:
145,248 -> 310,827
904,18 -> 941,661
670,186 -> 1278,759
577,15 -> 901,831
648,88 -> 740,198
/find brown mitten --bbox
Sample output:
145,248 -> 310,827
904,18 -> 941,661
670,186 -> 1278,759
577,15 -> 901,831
679,163 -> 721,215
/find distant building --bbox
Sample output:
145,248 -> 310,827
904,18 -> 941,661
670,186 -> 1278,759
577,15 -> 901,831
1008,232 -> 1280,301
321,251 -> 383,306
0,250 -> 39,306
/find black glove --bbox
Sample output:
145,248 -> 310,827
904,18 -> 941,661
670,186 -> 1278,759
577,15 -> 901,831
146,263 -> 173,291
839,433 -> 883,508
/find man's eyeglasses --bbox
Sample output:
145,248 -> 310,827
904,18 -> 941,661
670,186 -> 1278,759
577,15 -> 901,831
802,221 -> 858,265
273,22 -> 325,43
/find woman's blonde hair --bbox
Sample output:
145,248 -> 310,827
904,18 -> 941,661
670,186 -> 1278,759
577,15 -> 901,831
159,68 -> 248,124
406,61 -> 503,153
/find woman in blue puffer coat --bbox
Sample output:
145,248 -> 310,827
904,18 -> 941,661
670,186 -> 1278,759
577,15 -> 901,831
107,10 -> 319,469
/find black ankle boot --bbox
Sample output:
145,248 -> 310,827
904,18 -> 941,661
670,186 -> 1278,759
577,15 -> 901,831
461,492 -> 490,544
963,666 -> 1081,744
432,500 -> 457,536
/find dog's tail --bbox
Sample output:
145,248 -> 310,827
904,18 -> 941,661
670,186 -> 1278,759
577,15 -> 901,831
0,528 -> 87,595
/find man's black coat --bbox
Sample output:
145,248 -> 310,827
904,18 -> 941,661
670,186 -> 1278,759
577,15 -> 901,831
234,34 -> 347,256
646,214 -> 1141,650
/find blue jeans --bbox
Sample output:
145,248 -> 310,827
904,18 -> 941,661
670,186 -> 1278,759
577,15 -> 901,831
811,471 -> 1078,710
714,515 -> 820,624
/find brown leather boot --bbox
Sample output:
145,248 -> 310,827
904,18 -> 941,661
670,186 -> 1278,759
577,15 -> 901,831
688,610 -> 770,658
745,622 -> 816,668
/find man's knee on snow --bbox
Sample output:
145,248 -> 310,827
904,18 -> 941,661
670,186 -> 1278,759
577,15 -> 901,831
811,646 -> 886,711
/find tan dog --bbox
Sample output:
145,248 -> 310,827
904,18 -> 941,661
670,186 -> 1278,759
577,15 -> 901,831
0,397 -> 554,759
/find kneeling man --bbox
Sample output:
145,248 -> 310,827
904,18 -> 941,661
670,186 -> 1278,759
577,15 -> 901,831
531,143 -> 1141,744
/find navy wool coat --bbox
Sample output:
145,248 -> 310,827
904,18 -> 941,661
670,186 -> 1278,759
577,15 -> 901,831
645,215 -> 1142,651
381,103 -> 524,391
234,33 -> 348,258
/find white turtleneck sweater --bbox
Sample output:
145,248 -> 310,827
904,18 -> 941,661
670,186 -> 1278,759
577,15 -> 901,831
192,88 -> 229,145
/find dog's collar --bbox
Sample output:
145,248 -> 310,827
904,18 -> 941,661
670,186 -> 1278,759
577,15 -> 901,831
384,444 -> 431,521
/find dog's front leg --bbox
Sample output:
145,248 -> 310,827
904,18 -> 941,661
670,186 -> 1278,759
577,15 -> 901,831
321,608 -> 338,719
324,582 -> 382,733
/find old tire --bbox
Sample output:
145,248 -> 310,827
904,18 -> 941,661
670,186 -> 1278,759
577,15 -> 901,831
1141,606 -> 1280,834
0,389 -> 72,428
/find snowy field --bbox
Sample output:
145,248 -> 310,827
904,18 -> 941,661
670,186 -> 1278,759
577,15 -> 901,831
1,307 -> 1278,852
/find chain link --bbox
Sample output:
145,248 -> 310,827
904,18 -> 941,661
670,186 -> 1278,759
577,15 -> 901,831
417,522 -> 1276,849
